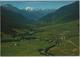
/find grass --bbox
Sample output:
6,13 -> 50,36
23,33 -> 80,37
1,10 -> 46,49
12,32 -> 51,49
1,20 -> 79,56
34,20 -> 79,56
48,40 -> 79,56
1,39 -> 50,56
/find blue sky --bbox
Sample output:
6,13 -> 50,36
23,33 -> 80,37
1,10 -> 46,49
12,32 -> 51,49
0,1 -> 75,9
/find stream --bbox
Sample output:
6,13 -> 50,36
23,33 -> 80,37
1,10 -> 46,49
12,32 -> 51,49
38,40 -> 58,56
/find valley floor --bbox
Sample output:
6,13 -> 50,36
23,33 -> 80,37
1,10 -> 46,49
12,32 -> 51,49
1,20 -> 79,56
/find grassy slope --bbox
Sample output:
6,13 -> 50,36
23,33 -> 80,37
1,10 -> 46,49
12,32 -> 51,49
1,20 -> 79,56
1,39 -> 50,56
34,20 -> 79,55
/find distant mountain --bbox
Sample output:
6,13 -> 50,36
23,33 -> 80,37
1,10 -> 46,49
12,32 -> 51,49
1,4 -> 31,34
38,1 -> 79,25
25,7 -> 33,11
21,9 -> 55,20
0,4 -> 55,34
1,1 -> 79,34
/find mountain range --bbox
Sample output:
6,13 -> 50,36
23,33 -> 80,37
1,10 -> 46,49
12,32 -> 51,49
1,1 -> 79,34
38,1 -> 79,25
1,1 -> 79,56
21,9 -> 55,20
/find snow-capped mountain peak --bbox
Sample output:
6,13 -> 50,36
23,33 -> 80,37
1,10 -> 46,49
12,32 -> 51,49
25,7 -> 33,11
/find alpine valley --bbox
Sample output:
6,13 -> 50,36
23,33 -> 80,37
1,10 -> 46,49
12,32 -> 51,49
1,1 -> 79,56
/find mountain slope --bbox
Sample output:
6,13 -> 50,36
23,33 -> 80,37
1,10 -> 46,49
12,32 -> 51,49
1,4 -> 31,34
21,9 -> 55,20
38,1 -> 79,25
1,1 -> 79,56
34,1 -> 79,55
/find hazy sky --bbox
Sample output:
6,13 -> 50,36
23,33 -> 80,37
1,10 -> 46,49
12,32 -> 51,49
0,1 -> 75,10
